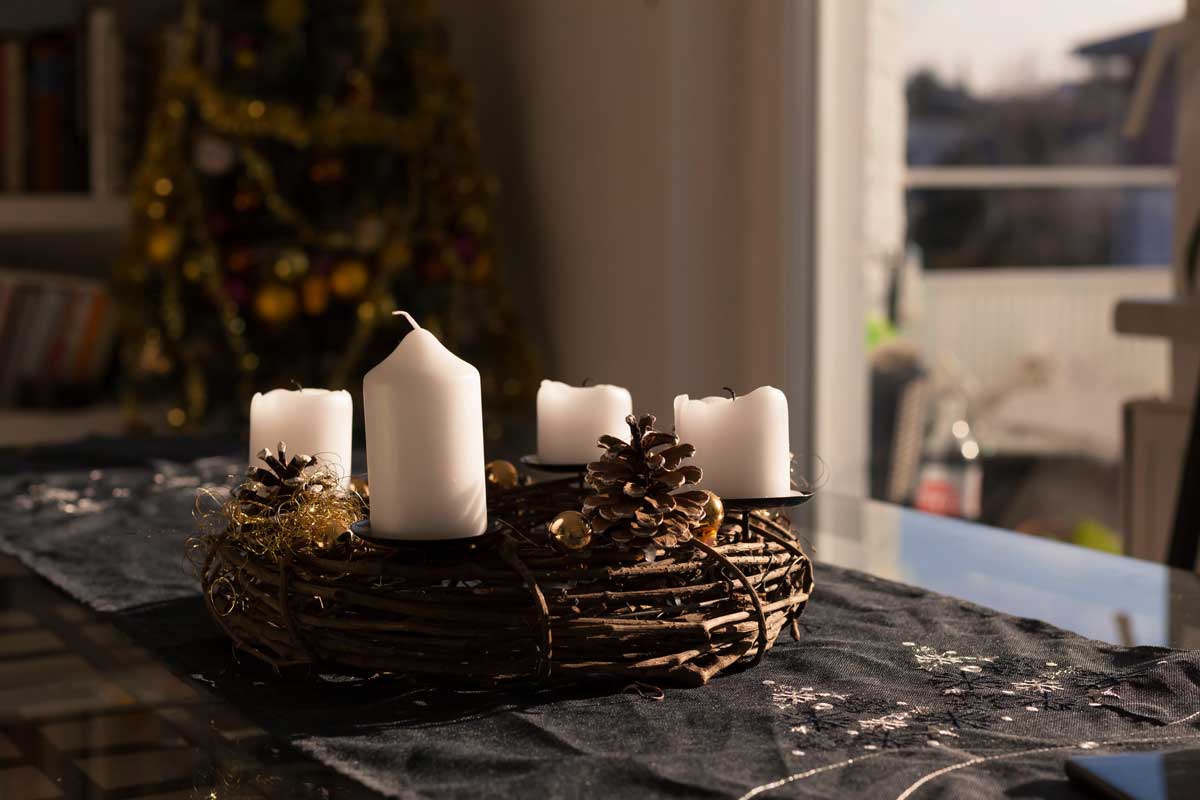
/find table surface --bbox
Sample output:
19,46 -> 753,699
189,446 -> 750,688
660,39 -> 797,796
0,447 -> 1197,798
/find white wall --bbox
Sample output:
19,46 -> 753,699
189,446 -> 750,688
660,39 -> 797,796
440,0 -> 821,460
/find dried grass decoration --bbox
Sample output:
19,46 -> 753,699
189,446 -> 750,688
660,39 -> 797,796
195,419 -> 813,687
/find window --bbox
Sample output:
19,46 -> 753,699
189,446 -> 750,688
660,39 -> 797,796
870,0 -> 1184,546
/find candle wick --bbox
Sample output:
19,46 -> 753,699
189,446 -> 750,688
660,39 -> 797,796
392,310 -> 421,333
291,379 -> 304,391
581,377 -> 592,387
723,386 -> 737,401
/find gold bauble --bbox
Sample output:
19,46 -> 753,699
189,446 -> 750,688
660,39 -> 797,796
460,204 -> 489,236
233,189 -> 261,212
309,157 -> 344,184
349,476 -> 369,500
313,519 -> 346,551
234,48 -> 257,70
227,248 -> 252,273
301,275 -> 329,315
267,0 -> 307,32
354,214 -> 387,252
549,511 -> 592,551
470,253 -> 493,282
274,248 -> 308,281
485,459 -> 518,489
253,284 -> 299,324
330,259 -> 370,299
379,238 -> 412,271
146,226 -> 181,263
699,490 -> 724,537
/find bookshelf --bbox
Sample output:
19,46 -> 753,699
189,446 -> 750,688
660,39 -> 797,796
0,1 -> 157,440
0,194 -> 126,233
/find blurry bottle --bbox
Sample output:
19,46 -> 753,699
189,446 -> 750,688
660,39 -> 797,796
914,397 -> 982,520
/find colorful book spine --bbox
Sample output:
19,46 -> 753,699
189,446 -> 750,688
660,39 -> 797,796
1,39 -> 23,193
28,34 -> 69,192
0,271 -> 117,407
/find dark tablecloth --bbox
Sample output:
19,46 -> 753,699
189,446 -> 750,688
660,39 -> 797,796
2,441 -> 1199,799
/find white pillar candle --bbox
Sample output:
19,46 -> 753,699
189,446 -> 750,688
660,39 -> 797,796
364,312 -> 487,539
536,380 -> 633,464
673,386 -> 791,499
248,388 -> 353,480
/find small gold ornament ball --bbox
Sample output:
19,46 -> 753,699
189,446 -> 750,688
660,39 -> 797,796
349,476 -> 369,500
485,459 -> 519,489
549,511 -> 592,550
699,490 -> 725,537
330,259 -> 370,299
301,274 -> 329,315
253,284 -> 299,324
354,214 -> 387,252
379,238 -> 412,271
146,226 -> 181,263
314,519 -> 345,551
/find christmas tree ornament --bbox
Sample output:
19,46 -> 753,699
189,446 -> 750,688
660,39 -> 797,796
233,189 -> 262,212
301,275 -> 330,315
549,511 -> 592,551
266,0 -> 307,33
469,253 -> 492,281
485,459 -> 519,489
147,226 -> 182,263
234,48 -> 257,70
460,204 -> 488,236
330,259 -> 370,298
194,135 -> 235,175
379,238 -> 412,271
273,249 -> 309,281
353,214 -> 386,252
583,415 -> 707,549
698,490 -> 725,537
254,284 -> 299,324
226,248 -> 252,273
309,157 -> 344,184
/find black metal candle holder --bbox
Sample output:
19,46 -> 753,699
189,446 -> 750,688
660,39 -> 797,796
722,491 -> 812,541
519,455 -> 589,485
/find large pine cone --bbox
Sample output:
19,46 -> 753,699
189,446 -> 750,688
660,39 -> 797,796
582,414 -> 708,548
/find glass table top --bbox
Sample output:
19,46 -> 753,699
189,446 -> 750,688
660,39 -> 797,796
0,463 -> 1196,797
792,494 -> 1200,650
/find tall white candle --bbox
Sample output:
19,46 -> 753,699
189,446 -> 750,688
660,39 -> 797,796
537,380 -> 633,464
248,388 -> 353,480
673,386 -> 790,499
364,312 -> 487,539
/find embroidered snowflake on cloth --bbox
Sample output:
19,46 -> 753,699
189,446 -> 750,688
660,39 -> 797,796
766,641 -> 1167,760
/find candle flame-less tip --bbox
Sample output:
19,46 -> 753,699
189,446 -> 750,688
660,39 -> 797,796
392,310 -> 421,330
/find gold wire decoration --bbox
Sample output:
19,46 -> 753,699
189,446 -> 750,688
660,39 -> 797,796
192,460 -> 365,566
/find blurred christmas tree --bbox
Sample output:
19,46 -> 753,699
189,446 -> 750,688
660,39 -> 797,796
115,0 -> 538,439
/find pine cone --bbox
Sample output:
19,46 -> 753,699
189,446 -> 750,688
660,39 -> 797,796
237,441 -> 324,511
582,414 -> 709,549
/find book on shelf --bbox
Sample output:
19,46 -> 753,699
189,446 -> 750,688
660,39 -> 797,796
0,268 -> 116,408
1,38 -> 24,193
